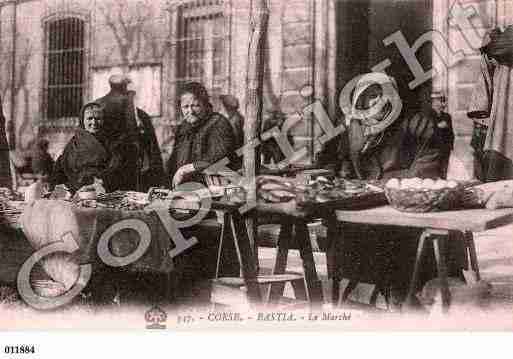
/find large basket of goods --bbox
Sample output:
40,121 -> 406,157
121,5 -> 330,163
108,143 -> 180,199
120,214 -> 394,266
384,177 -> 463,212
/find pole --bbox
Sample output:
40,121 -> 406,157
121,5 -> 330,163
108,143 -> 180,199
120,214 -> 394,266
243,0 -> 269,270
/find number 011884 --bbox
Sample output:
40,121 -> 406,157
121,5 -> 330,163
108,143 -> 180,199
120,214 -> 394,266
4,345 -> 36,354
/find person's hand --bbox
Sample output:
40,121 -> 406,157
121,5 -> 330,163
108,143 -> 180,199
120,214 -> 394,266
184,113 -> 199,125
77,178 -> 105,194
93,177 -> 106,194
437,120 -> 448,129
172,164 -> 195,188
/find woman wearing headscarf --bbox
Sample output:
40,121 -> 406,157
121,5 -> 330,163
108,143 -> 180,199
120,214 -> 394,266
325,73 -> 463,306
50,102 -> 138,193
167,82 -> 238,187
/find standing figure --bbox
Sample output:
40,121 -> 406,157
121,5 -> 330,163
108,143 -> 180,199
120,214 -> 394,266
0,97 -> 12,188
260,109 -> 288,166
430,92 -> 454,179
220,94 -> 244,150
468,25 -> 513,181
95,74 -> 165,192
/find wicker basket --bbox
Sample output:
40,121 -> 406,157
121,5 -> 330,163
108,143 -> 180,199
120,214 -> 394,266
385,185 -> 463,212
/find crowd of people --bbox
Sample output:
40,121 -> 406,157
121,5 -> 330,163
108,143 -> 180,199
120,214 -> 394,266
18,77 -> 242,198
3,72 -> 460,305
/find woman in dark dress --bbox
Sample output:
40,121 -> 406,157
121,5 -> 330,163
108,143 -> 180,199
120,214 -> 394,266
323,74 -> 464,307
50,102 -> 138,193
167,82 -> 238,188
166,82 -> 239,302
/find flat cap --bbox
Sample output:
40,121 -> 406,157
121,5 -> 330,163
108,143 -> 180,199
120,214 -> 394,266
109,74 -> 131,86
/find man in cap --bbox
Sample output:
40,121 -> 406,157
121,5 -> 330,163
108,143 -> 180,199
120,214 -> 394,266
95,74 -> 165,192
429,92 -> 454,179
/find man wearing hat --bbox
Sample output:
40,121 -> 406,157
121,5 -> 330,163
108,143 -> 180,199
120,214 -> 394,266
220,94 -> 244,150
430,92 -> 454,179
95,74 -> 165,191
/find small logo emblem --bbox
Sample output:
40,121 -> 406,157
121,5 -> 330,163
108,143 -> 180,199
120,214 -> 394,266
145,305 -> 167,329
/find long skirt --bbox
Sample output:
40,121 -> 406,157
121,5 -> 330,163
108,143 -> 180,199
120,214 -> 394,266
328,223 -> 466,301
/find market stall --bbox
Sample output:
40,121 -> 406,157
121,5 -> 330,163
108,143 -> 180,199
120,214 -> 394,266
2,174 -> 513,311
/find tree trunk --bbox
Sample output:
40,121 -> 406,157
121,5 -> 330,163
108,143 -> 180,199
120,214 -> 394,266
243,0 -> 269,270
243,0 -> 269,194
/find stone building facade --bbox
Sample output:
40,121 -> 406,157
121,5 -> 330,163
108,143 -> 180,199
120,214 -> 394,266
1,0 -> 511,182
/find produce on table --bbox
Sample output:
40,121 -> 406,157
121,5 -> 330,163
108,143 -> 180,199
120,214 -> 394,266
463,180 -> 513,209
384,177 -> 463,212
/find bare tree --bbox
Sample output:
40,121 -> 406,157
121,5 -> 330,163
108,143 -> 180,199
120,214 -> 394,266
243,0 -> 270,267
99,0 -> 163,65
14,39 -> 36,152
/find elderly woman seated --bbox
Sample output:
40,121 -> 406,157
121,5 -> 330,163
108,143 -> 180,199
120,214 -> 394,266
50,102 -> 138,194
166,82 -> 240,302
167,82 -> 239,188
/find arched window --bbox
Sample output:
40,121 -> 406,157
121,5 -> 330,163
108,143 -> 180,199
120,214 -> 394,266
43,17 -> 85,122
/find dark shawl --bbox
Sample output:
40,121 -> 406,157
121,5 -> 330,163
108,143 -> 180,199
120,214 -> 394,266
95,91 -> 165,191
135,109 -> 165,191
167,112 -> 237,185
327,109 -> 442,180
50,129 -> 138,193
325,110 -> 458,297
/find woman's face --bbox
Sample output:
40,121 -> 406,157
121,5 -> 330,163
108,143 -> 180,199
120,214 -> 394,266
358,89 -> 387,124
180,93 -> 206,124
83,106 -> 104,134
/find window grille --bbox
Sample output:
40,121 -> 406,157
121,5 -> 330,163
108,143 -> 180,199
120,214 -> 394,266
43,17 -> 85,122
176,0 -> 228,99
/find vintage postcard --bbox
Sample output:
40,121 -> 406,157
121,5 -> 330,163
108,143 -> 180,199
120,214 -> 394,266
1,0 -> 513,336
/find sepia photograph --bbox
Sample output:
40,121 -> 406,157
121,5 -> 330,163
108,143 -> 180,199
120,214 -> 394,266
1,0 -> 513,335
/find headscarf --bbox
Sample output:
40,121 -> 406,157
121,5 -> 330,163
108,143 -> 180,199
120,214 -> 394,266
345,73 -> 403,179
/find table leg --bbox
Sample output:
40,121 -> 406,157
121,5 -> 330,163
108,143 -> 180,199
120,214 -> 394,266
268,220 -> 293,304
214,212 -> 229,279
325,214 -> 340,305
245,214 -> 259,273
404,230 -> 429,308
295,219 -> 324,307
432,233 -> 451,311
465,231 -> 481,281
229,212 -> 262,304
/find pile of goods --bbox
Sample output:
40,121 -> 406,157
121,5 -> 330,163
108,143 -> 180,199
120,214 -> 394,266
0,187 -> 25,226
256,175 -> 384,206
384,177 -> 462,212
256,176 -> 296,203
462,180 -> 513,209
0,187 -> 23,201
296,177 -> 383,205
77,191 -> 149,211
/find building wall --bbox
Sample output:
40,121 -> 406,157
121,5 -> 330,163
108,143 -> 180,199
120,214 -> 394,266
0,0 -> 323,171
